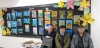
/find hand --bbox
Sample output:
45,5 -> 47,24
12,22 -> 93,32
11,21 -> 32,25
46,36 -> 50,38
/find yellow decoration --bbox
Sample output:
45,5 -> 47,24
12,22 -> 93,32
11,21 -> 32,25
80,13 -> 95,26
0,10 -> 5,16
80,0 -> 90,9
6,28 -> 11,35
2,30 -> 6,36
58,0 -> 65,8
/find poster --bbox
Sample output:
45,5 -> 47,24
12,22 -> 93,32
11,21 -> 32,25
66,20 -> 72,29
7,13 -> 11,20
7,21 -> 11,28
32,19 -> 37,26
38,10 -> 43,17
16,12 -> 22,17
39,27 -> 44,35
73,26 -> 78,33
66,30 -> 72,36
74,15 -> 80,25
11,10 -> 16,20
32,10 -> 36,18
25,25 -> 29,32
52,11 -> 57,17
45,12 -> 50,21
24,18 -> 30,24
59,20 -> 65,26
11,21 -> 17,27
17,19 -> 22,26
67,10 -> 73,19
59,10 -> 65,19
18,28 -> 23,34
52,20 -> 57,28
11,28 -> 17,34
38,18 -> 43,26
23,11 -> 30,16
33,27 -> 37,35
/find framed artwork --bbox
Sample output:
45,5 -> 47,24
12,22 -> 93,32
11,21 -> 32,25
67,10 -> 73,19
11,10 -> 16,20
38,10 -> 43,17
7,21 -> 11,28
11,28 -> 17,34
66,30 -> 72,36
7,13 -> 11,20
24,18 -> 30,24
32,10 -> 36,18
11,21 -> 17,28
17,28 -> 23,34
66,20 -> 72,29
16,12 -> 22,17
25,25 -> 30,32
74,15 -> 80,25
33,27 -> 37,35
39,27 -> 44,35
73,26 -> 78,33
59,20 -> 65,26
23,11 -> 30,16
59,10 -> 65,19
38,18 -> 43,26
32,19 -> 37,26
45,12 -> 50,21
52,20 -> 57,28
52,11 -> 57,17
17,19 -> 22,26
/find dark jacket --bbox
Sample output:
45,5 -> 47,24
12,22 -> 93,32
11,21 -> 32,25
70,32 -> 94,48
55,32 -> 70,48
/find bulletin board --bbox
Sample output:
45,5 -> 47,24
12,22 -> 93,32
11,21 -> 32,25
3,3 -> 91,38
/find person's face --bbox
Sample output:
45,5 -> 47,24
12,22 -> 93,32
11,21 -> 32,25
60,28 -> 65,32
78,27 -> 85,33
47,26 -> 52,32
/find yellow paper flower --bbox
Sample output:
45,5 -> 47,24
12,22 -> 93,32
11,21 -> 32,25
6,28 -> 11,35
80,0 -> 90,9
80,13 -> 95,26
0,10 -> 5,16
2,30 -> 7,36
58,0 -> 65,8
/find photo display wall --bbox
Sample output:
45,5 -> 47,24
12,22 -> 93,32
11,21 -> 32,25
4,3 -> 91,37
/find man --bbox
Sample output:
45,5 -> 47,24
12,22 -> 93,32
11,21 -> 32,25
55,25 -> 70,48
70,25 -> 94,48
41,26 -> 56,48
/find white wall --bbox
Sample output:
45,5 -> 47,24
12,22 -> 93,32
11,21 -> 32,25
0,0 -> 100,48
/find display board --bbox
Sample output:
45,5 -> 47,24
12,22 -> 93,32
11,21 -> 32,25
3,3 -> 91,38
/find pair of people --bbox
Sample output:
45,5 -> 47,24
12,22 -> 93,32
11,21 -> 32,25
41,25 -> 94,48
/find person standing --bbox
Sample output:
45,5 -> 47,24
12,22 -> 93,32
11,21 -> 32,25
70,25 -> 94,48
55,25 -> 70,48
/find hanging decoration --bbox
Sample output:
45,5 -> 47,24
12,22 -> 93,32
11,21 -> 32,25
2,7 -> 8,12
80,13 -> 95,26
58,0 -> 65,8
6,28 -> 11,35
74,0 -> 80,6
66,0 -> 74,9
0,9 -> 5,16
84,8 -> 90,14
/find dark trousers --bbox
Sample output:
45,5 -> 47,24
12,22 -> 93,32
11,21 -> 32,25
41,45 -> 52,48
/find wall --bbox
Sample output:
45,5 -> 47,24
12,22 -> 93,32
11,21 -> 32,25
0,0 -> 100,48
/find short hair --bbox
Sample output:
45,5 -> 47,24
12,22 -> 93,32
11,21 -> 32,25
78,25 -> 84,28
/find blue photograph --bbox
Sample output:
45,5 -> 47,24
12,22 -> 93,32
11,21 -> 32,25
24,18 -> 30,24
66,20 -> 72,29
18,28 -> 23,34
17,19 -> 22,26
7,21 -> 11,28
25,25 -> 29,32
16,12 -> 22,17
11,10 -> 16,20
66,30 -> 72,36
11,28 -> 17,34
32,19 -> 37,26
23,11 -> 30,16
11,21 -> 17,27
39,27 -> 44,35
7,13 -> 11,20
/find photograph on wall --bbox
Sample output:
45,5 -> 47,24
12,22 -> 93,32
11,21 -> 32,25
25,25 -> 30,32
24,18 -> 30,24
32,10 -> 36,18
7,13 -> 11,20
32,19 -> 37,26
59,20 -> 65,26
7,21 -> 11,28
11,10 -> 16,20
16,11 -> 22,17
11,28 -> 17,34
33,27 -> 37,35
52,11 -> 57,17
38,18 -> 43,26
23,11 -> 30,16
39,27 -> 44,35
45,12 -> 50,21
67,10 -> 73,19
11,21 -> 17,27
52,20 -> 57,28
59,10 -> 65,19
17,19 -> 22,26
73,26 -> 78,33
17,28 -> 23,34
66,20 -> 72,29
66,30 -> 72,36
45,21 -> 50,25
74,15 -> 80,25
38,10 -> 43,17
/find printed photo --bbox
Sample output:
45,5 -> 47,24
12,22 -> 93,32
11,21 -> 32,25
67,10 -> 73,19
33,27 -> 37,35
18,28 -> 23,34
39,27 -> 44,35
52,20 -> 57,28
16,11 -> 22,17
17,19 -> 22,26
11,28 -> 17,34
74,15 -> 80,25
66,20 -> 72,29
59,10 -> 65,19
7,13 -> 11,20
25,25 -> 29,32
32,19 -> 37,26
23,11 -> 30,16
11,10 -> 16,20
73,26 -> 78,33
11,21 -> 17,27
32,10 -> 36,18
45,12 -> 50,21
38,18 -> 43,26
59,20 -> 65,26
66,30 -> 72,36
24,18 -> 30,24
7,21 -> 11,28
38,10 -> 43,17
52,11 -> 57,17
